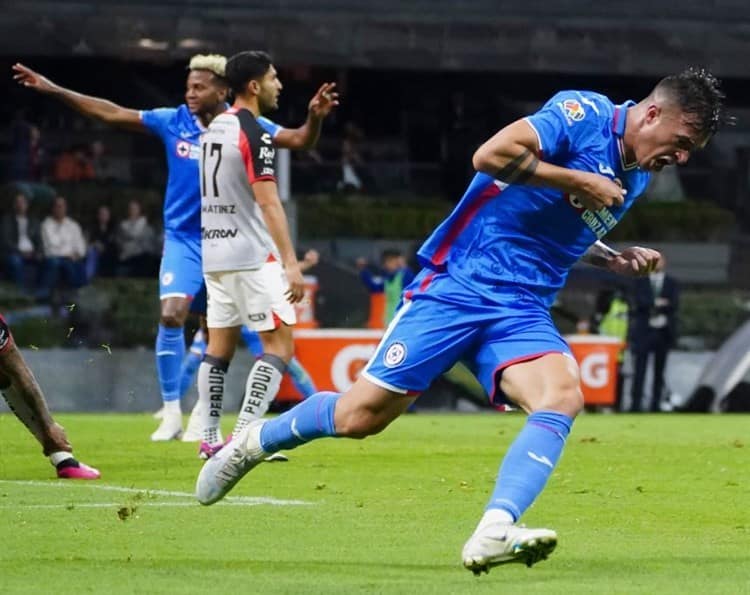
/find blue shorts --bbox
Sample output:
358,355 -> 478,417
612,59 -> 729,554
159,234 -> 204,308
362,269 -> 572,405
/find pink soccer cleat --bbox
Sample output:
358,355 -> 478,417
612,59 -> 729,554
198,441 -> 225,460
56,461 -> 101,480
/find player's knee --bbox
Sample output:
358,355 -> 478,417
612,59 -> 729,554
160,310 -> 186,328
538,382 -> 584,417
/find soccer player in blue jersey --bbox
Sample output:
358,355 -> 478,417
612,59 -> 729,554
13,58 -> 337,441
196,68 -> 728,573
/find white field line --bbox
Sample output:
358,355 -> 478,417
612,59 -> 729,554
0,480 -> 313,507
1,501 -> 286,509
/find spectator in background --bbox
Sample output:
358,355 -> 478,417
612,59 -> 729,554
37,196 -> 87,301
52,144 -> 95,183
629,257 -> 680,412
89,140 -> 124,182
85,205 -> 118,280
116,199 -> 157,277
356,248 -> 415,327
0,192 -> 42,289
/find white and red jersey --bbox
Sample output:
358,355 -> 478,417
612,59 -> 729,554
200,107 -> 279,273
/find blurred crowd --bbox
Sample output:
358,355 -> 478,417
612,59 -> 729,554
1,189 -> 159,305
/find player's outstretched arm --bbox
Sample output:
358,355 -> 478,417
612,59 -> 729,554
253,181 -> 305,303
472,119 -> 626,212
273,82 -> 339,150
581,240 -> 661,277
12,62 -> 145,132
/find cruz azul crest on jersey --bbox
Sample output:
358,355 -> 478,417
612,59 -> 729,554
176,140 -> 200,160
383,341 -> 407,368
561,99 -> 585,123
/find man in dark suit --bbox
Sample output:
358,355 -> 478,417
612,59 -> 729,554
629,257 -> 679,412
0,191 -> 42,289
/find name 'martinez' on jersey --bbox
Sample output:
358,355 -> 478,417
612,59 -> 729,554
199,107 -> 279,273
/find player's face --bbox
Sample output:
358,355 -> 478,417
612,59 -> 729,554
256,66 -> 283,112
185,70 -> 227,115
635,104 -> 704,172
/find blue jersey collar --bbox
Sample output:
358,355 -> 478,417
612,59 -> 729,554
613,100 -> 638,170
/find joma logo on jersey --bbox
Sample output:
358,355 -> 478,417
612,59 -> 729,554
201,228 -> 239,240
259,147 -> 275,162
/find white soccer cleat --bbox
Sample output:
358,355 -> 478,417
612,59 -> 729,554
152,406 -> 164,420
263,452 -> 289,463
196,420 -> 267,505
150,412 -> 183,441
462,523 -> 557,575
181,402 -> 204,442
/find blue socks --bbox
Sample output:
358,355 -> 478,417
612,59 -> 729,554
260,391 -> 340,452
487,410 -> 573,521
240,325 -> 264,356
286,357 -> 317,399
178,330 -> 206,398
155,325 -> 185,403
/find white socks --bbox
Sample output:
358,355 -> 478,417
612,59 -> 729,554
197,356 -> 227,445
476,508 -> 515,532
233,354 -> 286,437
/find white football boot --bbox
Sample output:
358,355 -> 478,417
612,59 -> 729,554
462,523 -> 557,575
196,420 -> 268,505
150,411 -> 183,441
182,401 -> 204,442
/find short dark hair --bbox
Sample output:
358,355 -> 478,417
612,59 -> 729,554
225,51 -> 273,96
381,249 -> 402,263
654,67 -> 730,140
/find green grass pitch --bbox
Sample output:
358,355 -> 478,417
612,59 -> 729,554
1,412 -> 748,594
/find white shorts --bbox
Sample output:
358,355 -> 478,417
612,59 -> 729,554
204,261 -> 297,331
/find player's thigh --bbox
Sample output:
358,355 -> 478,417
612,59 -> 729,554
233,263 -> 296,333
362,294 -> 482,395
473,310 -> 582,415
500,354 -> 583,417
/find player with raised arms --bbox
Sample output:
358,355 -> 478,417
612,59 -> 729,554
13,57 -> 337,442
196,50 -> 305,459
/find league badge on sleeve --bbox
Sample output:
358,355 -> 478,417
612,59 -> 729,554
561,99 -> 586,124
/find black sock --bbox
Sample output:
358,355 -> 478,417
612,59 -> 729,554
55,458 -> 81,470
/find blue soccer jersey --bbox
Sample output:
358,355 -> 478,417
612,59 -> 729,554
140,105 -> 281,239
365,91 -> 651,402
139,105 -> 280,299
418,91 -> 651,309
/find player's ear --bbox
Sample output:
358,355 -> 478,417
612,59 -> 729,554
248,79 -> 261,96
645,104 -> 661,125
